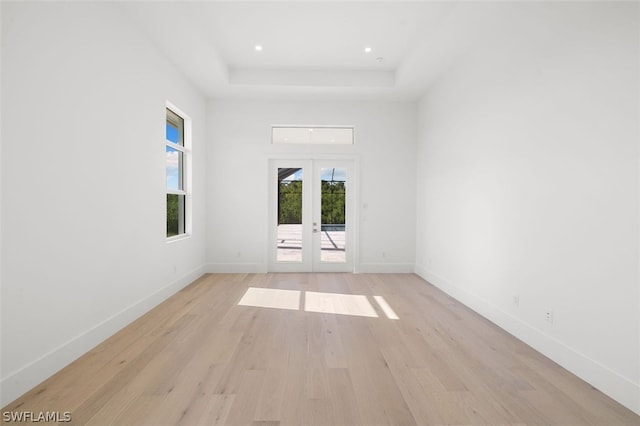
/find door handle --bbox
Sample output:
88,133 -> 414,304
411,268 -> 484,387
313,228 -> 319,233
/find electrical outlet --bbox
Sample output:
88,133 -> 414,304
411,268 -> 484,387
545,309 -> 554,323
513,295 -> 520,307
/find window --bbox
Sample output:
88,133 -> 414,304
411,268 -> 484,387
166,105 -> 190,238
272,126 -> 354,145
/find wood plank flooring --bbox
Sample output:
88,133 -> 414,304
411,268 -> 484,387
2,273 -> 638,425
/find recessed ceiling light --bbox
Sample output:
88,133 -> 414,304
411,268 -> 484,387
364,47 -> 372,53
255,45 -> 263,51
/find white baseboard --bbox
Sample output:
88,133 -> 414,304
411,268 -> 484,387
206,263 -> 268,273
0,265 -> 207,407
414,264 -> 640,416
357,263 -> 415,273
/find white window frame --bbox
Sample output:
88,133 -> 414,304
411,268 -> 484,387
166,101 -> 192,241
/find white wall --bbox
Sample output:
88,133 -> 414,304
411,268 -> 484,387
206,100 -> 416,273
1,2 -> 207,405
415,2 -> 639,414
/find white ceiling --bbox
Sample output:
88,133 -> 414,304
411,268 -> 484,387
122,1 -> 499,100
182,2 -> 448,70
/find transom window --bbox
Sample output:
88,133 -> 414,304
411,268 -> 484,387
272,126 -> 354,145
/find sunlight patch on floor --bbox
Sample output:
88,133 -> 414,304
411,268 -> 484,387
237,287 -> 301,311
238,287 -> 399,319
373,295 -> 399,320
305,291 -> 378,318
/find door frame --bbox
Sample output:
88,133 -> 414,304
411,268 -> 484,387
268,156 -> 358,273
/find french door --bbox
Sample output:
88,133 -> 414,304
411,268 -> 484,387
269,159 -> 355,272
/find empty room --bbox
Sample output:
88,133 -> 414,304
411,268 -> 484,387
1,1 -> 639,425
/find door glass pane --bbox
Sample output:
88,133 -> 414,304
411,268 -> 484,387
320,167 -> 346,262
278,168 -> 303,262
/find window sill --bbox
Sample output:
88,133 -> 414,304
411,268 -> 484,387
166,233 -> 191,243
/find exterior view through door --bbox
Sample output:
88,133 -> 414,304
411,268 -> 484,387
269,159 -> 355,272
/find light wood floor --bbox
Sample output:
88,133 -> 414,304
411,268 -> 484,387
3,273 -> 638,425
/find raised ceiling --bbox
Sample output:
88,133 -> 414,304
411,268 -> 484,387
123,1 -> 499,100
